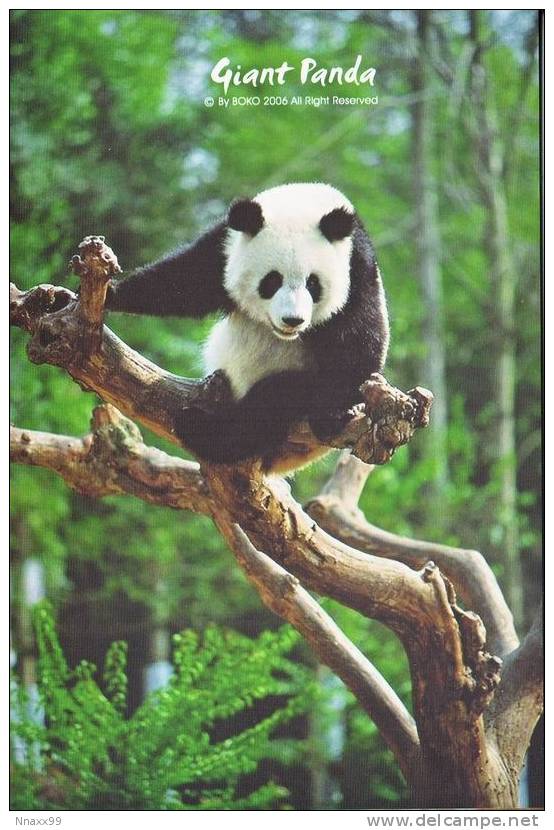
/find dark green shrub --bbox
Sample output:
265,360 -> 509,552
11,603 -> 312,810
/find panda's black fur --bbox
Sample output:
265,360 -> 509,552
106,183 -> 389,469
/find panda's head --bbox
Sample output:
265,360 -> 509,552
223,183 -> 355,340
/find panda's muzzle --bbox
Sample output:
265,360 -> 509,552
271,322 -> 301,340
282,316 -> 305,328
269,285 -> 312,338
269,316 -> 305,340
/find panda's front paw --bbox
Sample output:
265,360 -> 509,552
309,407 -> 359,443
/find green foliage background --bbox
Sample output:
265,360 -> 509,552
12,604 -> 312,810
10,10 -> 541,810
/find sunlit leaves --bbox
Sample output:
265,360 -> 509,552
11,605 -> 312,810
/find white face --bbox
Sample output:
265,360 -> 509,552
223,184 -> 353,340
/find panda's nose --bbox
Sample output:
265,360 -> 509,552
282,316 -> 305,328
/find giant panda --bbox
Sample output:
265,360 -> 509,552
105,183 -> 389,470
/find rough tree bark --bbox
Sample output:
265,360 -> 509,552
10,237 -> 542,808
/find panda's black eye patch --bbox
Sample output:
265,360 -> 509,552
258,270 -> 283,299
306,273 -> 322,303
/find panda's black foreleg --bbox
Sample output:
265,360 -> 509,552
174,371 -> 357,464
104,222 -> 231,318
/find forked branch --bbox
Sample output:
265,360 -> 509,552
306,453 -> 518,658
10,235 -> 433,469
10,235 -> 542,808
10,406 -> 210,514
228,524 -> 421,779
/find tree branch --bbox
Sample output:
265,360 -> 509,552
228,523 -> 421,780
10,281 -> 220,446
12,401 -> 507,797
203,461 -> 507,802
70,235 -> 121,356
10,236 -> 433,470
12,235 -> 533,807
10,405 -> 211,514
485,606 -> 544,774
11,401 -> 509,802
14,409 -> 479,656
306,454 -> 518,658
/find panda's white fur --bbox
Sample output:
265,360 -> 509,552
107,180 -> 389,468
203,183 -> 353,400
203,313 -> 316,399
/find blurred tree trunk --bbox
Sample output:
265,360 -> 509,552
412,10 -> 449,528
309,665 -> 344,809
11,553 -> 46,766
469,10 -> 523,629
143,578 -> 173,695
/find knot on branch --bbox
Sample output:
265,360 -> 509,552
10,282 -> 87,371
73,405 -> 147,497
70,235 -> 121,283
88,403 -> 144,461
70,236 -> 121,358
10,283 -> 76,334
455,607 -> 503,714
420,560 -> 502,715
340,373 -> 434,464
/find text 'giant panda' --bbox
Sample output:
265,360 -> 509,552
105,183 -> 389,471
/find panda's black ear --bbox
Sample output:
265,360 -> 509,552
228,199 -> 265,236
319,207 -> 354,242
